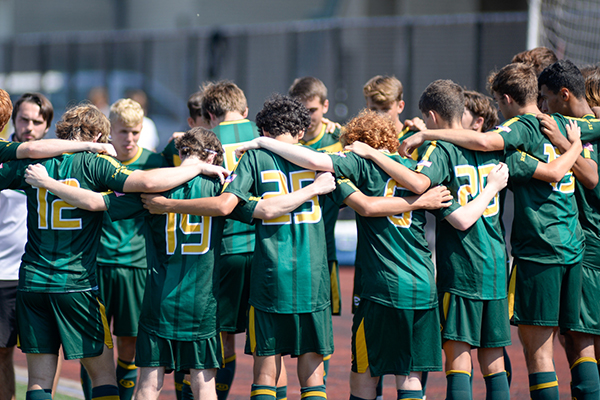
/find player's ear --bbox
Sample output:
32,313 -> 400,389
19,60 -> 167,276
242,107 -> 249,118
187,117 -> 195,128
472,116 -> 485,131
397,100 -> 405,115
322,99 -> 329,114
560,88 -> 570,101
297,130 -> 305,140
428,110 -> 438,125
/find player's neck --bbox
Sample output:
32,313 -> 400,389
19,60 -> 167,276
568,99 -> 594,118
117,145 -> 139,162
395,119 -> 404,133
514,103 -> 540,117
274,133 -> 299,144
303,122 -> 323,141
222,112 -> 246,123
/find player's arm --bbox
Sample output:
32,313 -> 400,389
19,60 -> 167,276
398,129 -> 505,157
123,160 -> 229,193
538,114 -> 598,189
16,140 -> 117,159
141,192 -> 240,216
444,163 -> 508,231
253,172 -> 335,220
345,141 -> 431,194
344,185 -> 452,217
235,137 -> 334,172
24,164 -> 107,211
532,120 -> 583,182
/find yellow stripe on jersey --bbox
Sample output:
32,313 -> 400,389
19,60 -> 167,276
220,119 -> 250,126
508,264 -> 517,320
97,298 -> 114,349
249,306 -> 257,353
122,147 -> 143,165
301,123 -> 327,147
415,141 -> 438,172
319,142 -> 343,153
355,318 -> 369,373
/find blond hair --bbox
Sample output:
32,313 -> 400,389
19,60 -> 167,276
109,98 -> 144,127
363,75 -> 403,104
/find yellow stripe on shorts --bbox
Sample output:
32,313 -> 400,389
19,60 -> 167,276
97,298 -> 113,349
508,263 -> 517,320
330,261 -> 340,315
356,318 -> 369,373
249,306 -> 257,353
442,292 -> 451,320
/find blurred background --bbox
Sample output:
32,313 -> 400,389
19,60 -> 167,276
2,0 -> 596,146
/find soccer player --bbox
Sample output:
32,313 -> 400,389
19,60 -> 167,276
201,80 -> 261,400
537,60 -> 600,399
0,103 -> 230,400
399,63 -> 599,400
462,90 -> 499,133
79,99 -> 168,400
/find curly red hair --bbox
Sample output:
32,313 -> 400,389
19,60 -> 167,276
341,109 -> 398,153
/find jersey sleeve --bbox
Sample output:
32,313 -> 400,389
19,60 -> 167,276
103,192 -> 147,221
490,117 -> 530,152
328,177 -> 359,206
414,141 -> 451,187
228,196 -> 257,224
90,154 -> 133,192
329,151 -> 364,182
160,140 -> 181,167
561,115 -> 600,142
222,151 -> 255,203
505,150 -> 538,183
0,159 -> 28,190
0,140 -> 21,163
435,198 -> 462,221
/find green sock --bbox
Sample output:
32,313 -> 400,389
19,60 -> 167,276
446,370 -> 471,400
323,355 -> 330,386
421,372 -> 428,398
251,384 -> 276,400
182,379 -> 194,400
26,390 -> 52,400
483,371 -> 509,400
276,386 -> 287,400
216,354 -> 236,400
529,371 -> 559,400
91,385 -> 119,400
571,358 -> 600,400
503,348 -> 512,387
116,358 -> 137,400
300,385 -> 326,400
80,364 -> 93,400
397,389 -> 422,399
376,377 -> 383,399
175,371 -> 185,400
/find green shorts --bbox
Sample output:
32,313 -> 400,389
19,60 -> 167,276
218,253 -> 252,334
440,292 -> 511,348
16,290 -> 113,360
574,265 -> 600,335
351,299 -> 442,377
329,260 -> 341,316
245,306 -> 334,357
97,265 -> 146,337
352,265 -> 362,315
508,258 -> 581,330
135,327 -> 222,373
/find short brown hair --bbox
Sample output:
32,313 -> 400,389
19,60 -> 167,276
464,90 -> 499,132
341,109 -> 398,153
12,92 -> 54,129
55,103 -> 110,143
585,72 -> 600,108
0,89 -> 12,132
511,47 -> 558,77
109,98 -> 144,127
363,76 -> 403,104
488,63 -> 538,107
288,77 -> 327,104
175,127 -> 223,165
418,80 -> 465,124
201,80 -> 247,120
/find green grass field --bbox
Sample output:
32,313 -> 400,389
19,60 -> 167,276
16,382 -> 81,400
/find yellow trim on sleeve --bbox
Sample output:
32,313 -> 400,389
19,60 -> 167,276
415,141 -> 437,172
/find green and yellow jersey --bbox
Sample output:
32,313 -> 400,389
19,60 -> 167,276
416,141 -> 507,300
97,147 -> 167,269
328,151 -> 437,310
223,147 -> 330,314
0,152 -> 131,292
103,176 -> 255,341
491,113 -> 588,264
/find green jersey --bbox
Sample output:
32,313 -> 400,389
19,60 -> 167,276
0,152 -> 131,292
214,119 -> 260,255
492,113 -> 585,264
329,151 -> 437,310
576,137 -> 600,269
223,147 -> 330,314
0,139 -> 20,162
104,176 -> 255,340
416,141 -> 507,300
97,147 -> 167,268
161,140 -> 181,167
300,123 -> 343,262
